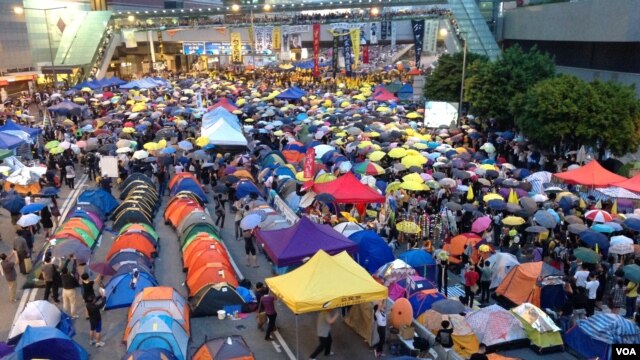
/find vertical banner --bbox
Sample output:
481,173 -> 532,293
424,19 -> 439,54
343,34 -> 353,77
332,35 -> 339,77
312,23 -> 321,77
350,29 -> 360,70
411,20 -> 425,68
230,32 -> 243,64
248,25 -> 255,54
370,23 -> 378,45
272,27 -> 281,50
380,21 -> 387,40
390,21 -> 397,48
122,29 -> 137,48
363,45 -> 369,64
304,148 -> 316,179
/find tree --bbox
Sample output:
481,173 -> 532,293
513,75 -> 640,158
424,52 -> 488,102
465,45 -> 556,129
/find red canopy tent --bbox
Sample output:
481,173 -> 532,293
613,173 -> 640,193
554,160 -> 627,187
373,88 -> 398,102
207,98 -> 238,112
312,172 -> 385,204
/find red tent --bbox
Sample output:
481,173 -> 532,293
614,173 -> 640,192
554,160 -> 627,187
207,98 -> 238,112
373,88 -> 398,102
312,172 -> 385,204
407,68 -> 421,76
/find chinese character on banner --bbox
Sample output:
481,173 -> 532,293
332,35 -> 339,77
230,32 -> 242,64
304,148 -> 316,179
363,45 -> 369,64
272,27 -> 281,50
312,23 -> 320,77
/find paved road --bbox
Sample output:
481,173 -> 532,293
0,170 -> 579,360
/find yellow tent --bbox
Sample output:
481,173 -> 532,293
265,250 -> 388,314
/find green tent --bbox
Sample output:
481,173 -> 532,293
0,149 -> 13,161
182,230 -> 222,252
511,303 -> 563,352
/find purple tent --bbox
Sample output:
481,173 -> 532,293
256,217 -> 357,267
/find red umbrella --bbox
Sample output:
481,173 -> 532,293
124,121 -> 135,127
89,262 -> 116,276
102,91 -> 114,99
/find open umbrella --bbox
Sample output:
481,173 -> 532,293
534,210 -> 557,228
585,209 -> 613,223
471,216 -> 491,233
89,262 -> 116,276
240,213 -> 262,230
2,196 -> 26,213
623,264 -> 640,283
20,203 -> 46,214
502,216 -> 525,226
487,199 -> 507,211
568,223 -> 589,235
574,247 -> 600,264
396,221 -> 421,234
610,235 -> 634,255
564,215 -> 584,225
17,213 -> 40,227
430,299 -> 466,315
51,240 -> 90,262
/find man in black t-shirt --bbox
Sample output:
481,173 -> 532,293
469,343 -> 489,360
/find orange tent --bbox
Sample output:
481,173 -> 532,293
554,160 -> 627,187
107,233 -> 157,261
186,250 -> 232,272
232,169 -> 254,181
168,172 -> 201,190
165,199 -> 203,227
182,237 -> 225,266
186,262 -> 238,296
123,286 -> 190,341
495,262 -> 562,307
443,233 -> 482,264
63,219 -> 97,237
4,181 -> 41,195
282,150 -> 306,164
193,335 -> 255,360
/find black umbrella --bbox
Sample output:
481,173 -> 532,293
223,175 -> 239,184
316,193 -> 336,203
98,144 -> 116,155
445,202 -> 462,211
431,172 -> 446,180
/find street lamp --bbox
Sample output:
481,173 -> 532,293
14,6 -> 67,89
371,7 -> 380,16
458,32 -> 467,127
231,4 -> 240,12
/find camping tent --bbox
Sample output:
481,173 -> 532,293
124,287 -> 190,340
256,217 -> 357,267
398,249 -> 436,281
265,250 -> 387,313
14,326 -> 88,360
104,267 -> 158,309
193,335 -> 255,360
343,302 -> 380,346
126,314 -> 189,360
8,300 -> 74,344
418,311 -> 479,358
77,188 -> 119,215
510,303 -> 563,352
311,172 -> 385,204
122,348 -> 179,360
373,88 -> 398,102
465,305 -> 527,348
564,313 -> 640,360
348,230 -> 395,274
487,253 -> 519,289
275,87 -> 305,100
495,262 -> 564,308
554,160 -> 627,187
408,289 -> 447,318
397,83 -> 414,101
201,120 -> 247,147
190,283 -> 249,317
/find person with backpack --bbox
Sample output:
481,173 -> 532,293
436,320 -> 454,349
65,161 -> 76,189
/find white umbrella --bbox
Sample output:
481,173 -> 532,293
117,147 -> 132,154
59,141 -> 72,150
18,213 -> 41,227
116,139 -> 131,148
313,144 -> 335,159
240,213 -> 262,230
610,235 -> 634,255
132,150 -> 149,160
178,140 -> 193,151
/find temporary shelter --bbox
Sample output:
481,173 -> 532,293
170,177 -> 209,203
124,287 -> 190,341
0,132 -> 24,149
554,160 -> 627,187
109,250 -> 154,273
202,107 -> 241,131
208,98 -> 238,112
614,173 -> 640,193
398,249 -> 436,280
164,198 -> 203,226
418,311 -> 479,358
107,232 -> 158,260
202,120 -> 248,147
343,302 -> 380,346
122,348 -> 179,360
275,87 -> 305,100
193,335 -> 255,360
104,266 -> 158,309
348,230 -> 395,274
186,262 -> 238,296
77,188 -> 119,215
375,259 -> 417,286
487,253 -> 519,289
126,314 -> 189,360
510,303 -> 563,352
177,211 -> 215,235
13,326 -> 88,360
443,233 -> 483,265
564,313 -> 640,360
465,305 -> 527,348
235,179 -> 263,199
311,172 -> 385,204
8,300 -> 74,344
388,275 -> 434,301
256,217 -> 357,268
190,283 -> 249,317
0,119 -> 42,138
408,289 -> 447,318
495,262 -> 564,308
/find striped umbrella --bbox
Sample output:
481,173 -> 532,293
585,209 -> 613,223
353,160 -> 385,176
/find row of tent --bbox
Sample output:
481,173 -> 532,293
72,76 -> 127,90
164,173 -> 251,317
103,175 -> 161,309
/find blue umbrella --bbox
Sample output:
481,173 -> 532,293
2,196 -> 25,214
591,224 -> 615,234
20,203 -> 46,214
624,217 -> 640,232
161,147 -> 176,154
203,144 -> 215,150
579,230 -> 610,250
487,199 -> 507,211
534,210 -> 558,228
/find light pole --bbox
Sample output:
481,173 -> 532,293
458,32 -> 467,128
14,6 -> 67,89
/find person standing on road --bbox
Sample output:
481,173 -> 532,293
586,272 -> 599,317
81,273 -> 96,319
85,294 -> 106,347
0,251 -> 18,302
60,267 -> 79,318
13,230 -> 29,275
479,260 -> 492,304
462,263 -> 479,308
156,166 -> 168,197
215,194 -> 226,228
41,256 -> 60,303
65,162 -> 76,189
625,280 -> 638,319
259,288 -> 277,341
436,252 -> 449,297
309,309 -> 339,360
372,302 -> 387,358
242,229 -> 258,268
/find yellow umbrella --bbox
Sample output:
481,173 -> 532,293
412,143 -> 428,150
483,193 -> 503,202
400,181 -> 430,192
406,112 -> 422,119
236,98 -> 246,106
401,155 -> 427,168
157,139 -> 167,149
233,110 -> 243,115
353,94 -> 366,101
132,103 -> 147,112
296,172 -> 312,182
376,106 -> 390,113
357,141 -> 373,149
62,119 -> 74,127
396,221 -> 421,234
480,164 -> 497,170
405,149 -> 421,157
195,136 -> 209,147
386,181 -> 402,194
502,216 -> 526,226
315,173 -> 337,183
80,87 -> 93,93
126,99 -> 135,105
388,148 -> 408,159
340,101 -> 351,108
122,127 -> 135,133
456,147 -> 468,154
402,173 -> 424,184
368,150 -> 386,162
73,97 -> 86,104
143,142 -> 159,151
340,212 -> 358,223
508,188 -> 519,204
367,131 -> 380,138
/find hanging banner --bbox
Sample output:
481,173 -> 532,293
289,33 -> 302,53
380,21 -> 387,40
370,23 -> 378,45
390,21 -> 397,48
329,22 -> 365,31
122,29 -> 137,48
230,32 -> 243,64
343,34 -> 353,77
350,29 -> 360,70
272,27 -> 281,50
248,24 -> 255,53
332,35 -> 339,77
312,23 -> 321,77
424,19 -> 439,54
282,25 -> 310,35
411,19 -> 426,69
363,44 -> 369,64
304,148 -> 316,179
254,27 -> 273,53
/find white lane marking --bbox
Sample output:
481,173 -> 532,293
272,340 -> 282,353
28,287 -> 38,302
9,288 -> 32,339
274,330 -> 296,360
59,175 -> 88,219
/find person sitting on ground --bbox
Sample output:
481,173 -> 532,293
469,343 -> 489,360
436,320 -> 454,349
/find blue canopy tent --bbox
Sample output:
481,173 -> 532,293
348,230 -> 395,273
104,267 -> 158,310
398,249 -> 436,281
276,87 -> 305,100
0,132 -> 24,149
564,314 -> 640,360
14,326 -> 88,360
235,180 -> 263,199
102,76 -> 127,87
170,178 -> 209,203
77,188 -> 119,216
0,119 -> 42,137
126,314 -> 189,360
397,83 -> 414,101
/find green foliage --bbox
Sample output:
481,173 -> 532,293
424,52 -> 488,102
514,75 -> 640,157
465,45 -> 556,128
